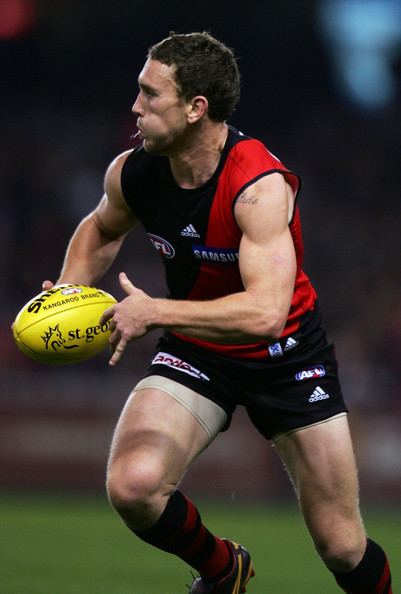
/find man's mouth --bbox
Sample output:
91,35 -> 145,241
131,129 -> 144,141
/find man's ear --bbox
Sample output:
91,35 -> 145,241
187,96 -> 208,123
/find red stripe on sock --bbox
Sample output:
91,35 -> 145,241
376,560 -> 392,594
180,497 -> 231,579
184,525 -> 208,557
202,538 -> 232,578
182,496 -> 199,532
136,493 -> 232,580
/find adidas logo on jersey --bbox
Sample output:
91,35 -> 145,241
181,224 -> 200,238
308,386 -> 330,403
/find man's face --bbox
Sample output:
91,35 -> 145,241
132,58 -> 190,155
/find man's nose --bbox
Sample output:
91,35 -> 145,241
132,94 -> 143,117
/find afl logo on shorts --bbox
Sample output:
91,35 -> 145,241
295,365 -> 326,381
148,233 -> 175,259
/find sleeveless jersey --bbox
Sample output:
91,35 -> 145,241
121,125 -> 318,359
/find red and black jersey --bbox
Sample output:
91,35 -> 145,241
121,125 -> 318,359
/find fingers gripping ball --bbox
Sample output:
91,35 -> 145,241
13,284 -> 117,364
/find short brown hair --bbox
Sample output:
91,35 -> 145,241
148,31 -> 240,122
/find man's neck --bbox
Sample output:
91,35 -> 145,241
169,122 -> 228,189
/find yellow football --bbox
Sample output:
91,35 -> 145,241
13,284 -> 117,364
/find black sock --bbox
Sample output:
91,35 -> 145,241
333,539 -> 392,594
133,490 -> 232,579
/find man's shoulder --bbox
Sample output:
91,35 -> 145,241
122,144 -> 164,170
121,145 -> 166,185
120,145 -> 167,208
224,126 -> 285,181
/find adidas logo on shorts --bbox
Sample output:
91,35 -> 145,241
284,336 -> 298,351
308,386 -> 330,403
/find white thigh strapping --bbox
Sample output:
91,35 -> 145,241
272,412 -> 348,443
133,375 -> 228,441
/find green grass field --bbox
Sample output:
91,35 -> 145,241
1,492 -> 400,594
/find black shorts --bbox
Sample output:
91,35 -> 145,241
142,312 -> 347,440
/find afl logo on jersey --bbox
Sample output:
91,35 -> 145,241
148,233 -> 175,259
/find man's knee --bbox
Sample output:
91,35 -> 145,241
314,532 -> 367,573
106,455 -> 168,528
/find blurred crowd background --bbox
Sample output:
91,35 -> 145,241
1,0 -> 400,502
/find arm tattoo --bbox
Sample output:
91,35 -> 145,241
236,191 -> 259,205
